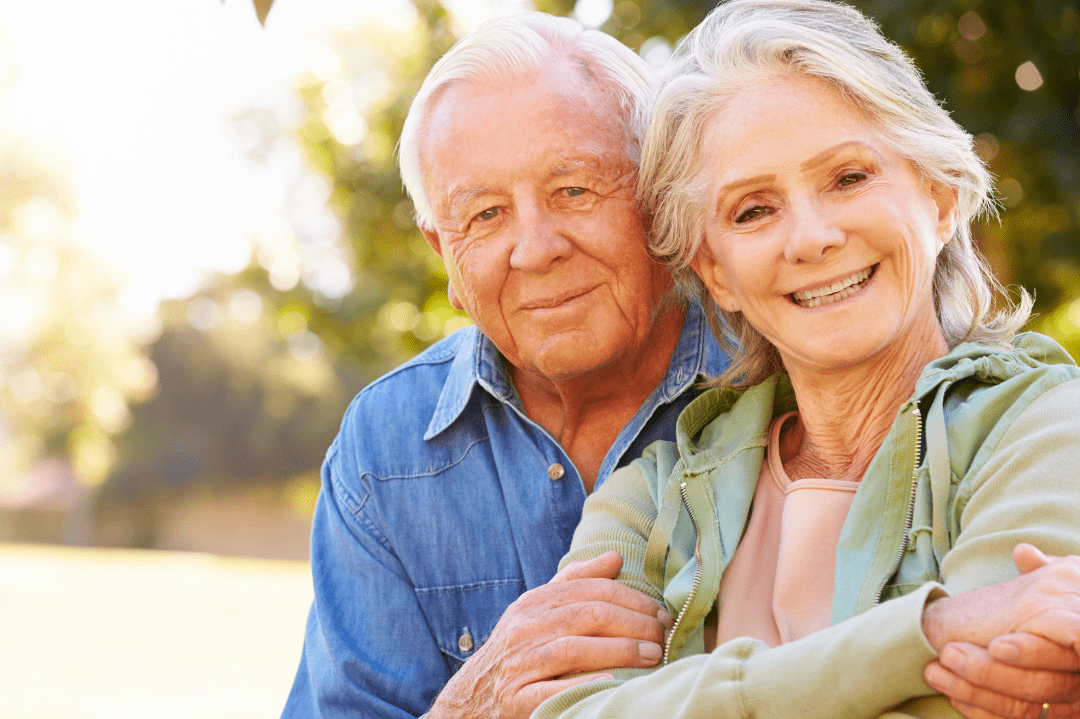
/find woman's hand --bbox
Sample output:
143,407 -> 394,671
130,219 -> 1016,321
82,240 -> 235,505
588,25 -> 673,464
922,544 -> 1080,718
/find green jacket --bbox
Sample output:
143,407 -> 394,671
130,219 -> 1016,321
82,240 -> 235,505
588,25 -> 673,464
535,333 -> 1080,719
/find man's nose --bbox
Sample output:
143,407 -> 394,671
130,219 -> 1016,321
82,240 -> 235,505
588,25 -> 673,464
509,202 -> 573,272
783,200 -> 846,264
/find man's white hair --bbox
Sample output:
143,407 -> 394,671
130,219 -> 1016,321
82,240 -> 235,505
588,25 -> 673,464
398,12 -> 654,230
638,0 -> 1031,389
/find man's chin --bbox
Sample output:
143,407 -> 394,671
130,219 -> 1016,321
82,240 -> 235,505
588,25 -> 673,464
521,339 -> 626,385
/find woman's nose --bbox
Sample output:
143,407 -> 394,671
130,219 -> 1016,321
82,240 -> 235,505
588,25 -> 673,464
783,203 -> 846,264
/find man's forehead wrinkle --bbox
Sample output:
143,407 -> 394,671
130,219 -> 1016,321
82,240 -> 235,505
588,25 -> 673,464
552,156 -> 604,177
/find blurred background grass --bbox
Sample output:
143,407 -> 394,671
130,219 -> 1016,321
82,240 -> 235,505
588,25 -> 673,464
0,0 -> 1076,715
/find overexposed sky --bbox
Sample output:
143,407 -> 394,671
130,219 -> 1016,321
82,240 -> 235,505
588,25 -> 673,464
0,0 -> 539,318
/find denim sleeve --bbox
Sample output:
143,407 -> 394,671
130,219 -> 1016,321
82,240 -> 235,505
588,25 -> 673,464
282,442 -> 451,719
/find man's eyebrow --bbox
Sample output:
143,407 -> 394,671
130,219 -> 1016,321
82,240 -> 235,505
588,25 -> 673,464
799,140 -> 876,171
714,174 -> 776,216
443,186 -> 489,219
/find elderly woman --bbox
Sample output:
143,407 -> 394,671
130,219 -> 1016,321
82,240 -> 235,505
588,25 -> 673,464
531,2 -> 1080,719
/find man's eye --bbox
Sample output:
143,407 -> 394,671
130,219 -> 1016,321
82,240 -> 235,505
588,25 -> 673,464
734,205 -> 770,224
564,187 -> 586,197
476,207 -> 499,221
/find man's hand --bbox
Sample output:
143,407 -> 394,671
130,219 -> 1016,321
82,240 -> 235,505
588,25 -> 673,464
427,551 -> 671,719
923,544 -> 1080,718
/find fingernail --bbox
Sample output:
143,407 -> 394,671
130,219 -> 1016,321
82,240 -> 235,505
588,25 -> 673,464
941,644 -> 968,670
657,608 -> 673,626
638,641 -> 662,661
991,640 -> 1020,661
925,663 -> 956,690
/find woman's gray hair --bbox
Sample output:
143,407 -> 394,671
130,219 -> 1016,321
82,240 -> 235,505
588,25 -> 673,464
399,12 -> 654,230
639,0 -> 1032,389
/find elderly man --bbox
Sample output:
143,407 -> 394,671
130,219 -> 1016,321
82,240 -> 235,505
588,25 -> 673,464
282,12 -> 726,719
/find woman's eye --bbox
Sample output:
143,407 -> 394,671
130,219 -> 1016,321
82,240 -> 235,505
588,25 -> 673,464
564,187 -> 586,197
734,205 -> 770,223
837,171 -> 867,187
476,207 -> 499,221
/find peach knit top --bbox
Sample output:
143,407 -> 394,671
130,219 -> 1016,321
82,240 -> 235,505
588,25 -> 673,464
716,412 -> 860,647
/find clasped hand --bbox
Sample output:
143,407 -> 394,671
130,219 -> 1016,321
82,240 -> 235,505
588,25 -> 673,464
923,544 -> 1080,719
427,551 -> 670,719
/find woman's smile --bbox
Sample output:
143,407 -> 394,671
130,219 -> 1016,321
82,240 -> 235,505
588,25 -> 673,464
789,264 -> 877,308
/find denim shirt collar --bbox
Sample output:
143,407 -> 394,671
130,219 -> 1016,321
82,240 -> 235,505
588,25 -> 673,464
423,302 -> 719,441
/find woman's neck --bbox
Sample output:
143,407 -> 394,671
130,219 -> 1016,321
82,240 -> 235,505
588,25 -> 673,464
781,323 -> 948,482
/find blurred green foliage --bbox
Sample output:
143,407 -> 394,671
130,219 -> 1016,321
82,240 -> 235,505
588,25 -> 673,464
0,100 -> 155,501
3,1 -> 1078,551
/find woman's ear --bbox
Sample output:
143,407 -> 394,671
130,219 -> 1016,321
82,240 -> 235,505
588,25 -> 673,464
690,244 -> 741,313
931,183 -> 959,250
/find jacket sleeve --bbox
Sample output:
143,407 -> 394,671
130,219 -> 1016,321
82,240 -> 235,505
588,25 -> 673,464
938,377 -> 1080,593
281,440 -> 451,719
533,462 -> 946,719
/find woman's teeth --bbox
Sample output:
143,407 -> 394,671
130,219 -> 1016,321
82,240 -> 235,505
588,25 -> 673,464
791,266 -> 873,308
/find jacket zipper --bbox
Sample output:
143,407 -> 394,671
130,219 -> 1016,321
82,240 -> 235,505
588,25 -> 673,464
663,480 -> 703,664
875,405 -> 922,604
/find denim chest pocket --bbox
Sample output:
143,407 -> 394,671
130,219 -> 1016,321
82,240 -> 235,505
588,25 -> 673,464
414,578 -> 526,672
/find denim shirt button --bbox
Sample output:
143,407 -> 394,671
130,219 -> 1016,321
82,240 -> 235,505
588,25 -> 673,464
547,463 -> 565,480
457,628 -> 474,653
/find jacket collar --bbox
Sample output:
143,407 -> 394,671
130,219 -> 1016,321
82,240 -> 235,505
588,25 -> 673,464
674,332 -> 1074,466
912,332 -> 1075,399
423,302 -> 720,441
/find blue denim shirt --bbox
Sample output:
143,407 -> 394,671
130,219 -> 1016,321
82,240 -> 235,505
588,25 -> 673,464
283,304 -> 726,718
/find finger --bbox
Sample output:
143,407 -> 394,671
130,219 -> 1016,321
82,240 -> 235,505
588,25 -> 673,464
514,674 -> 616,719
531,635 -> 663,677
926,661 -> 1035,718
552,551 -> 623,583
1011,607 -> 1080,651
949,697 -> 1024,719
551,599 -> 668,644
990,634 -> 1080,672
935,642 -> 1080,704
933,665 -> 1049,716
1015,544 -> 1053,574
534,577 -> 669,621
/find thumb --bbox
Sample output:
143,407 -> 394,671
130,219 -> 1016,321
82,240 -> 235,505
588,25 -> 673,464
551,551 -> 623,583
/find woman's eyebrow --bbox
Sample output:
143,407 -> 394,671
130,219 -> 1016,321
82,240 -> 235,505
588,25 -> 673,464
714,175 -> 776,216
799,140 -> 876,171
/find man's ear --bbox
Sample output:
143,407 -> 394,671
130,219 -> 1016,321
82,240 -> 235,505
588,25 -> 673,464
931,183 -> 959,250
421,227 -> 443,257
446,282 -> 463,310
690,245 -> 740,313
421,226 -> 465,310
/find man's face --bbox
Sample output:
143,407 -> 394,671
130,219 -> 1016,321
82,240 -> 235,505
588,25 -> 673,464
420,58 -> 671,384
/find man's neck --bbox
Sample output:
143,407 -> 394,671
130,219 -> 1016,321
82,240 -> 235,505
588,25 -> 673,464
511,302 -> 687,493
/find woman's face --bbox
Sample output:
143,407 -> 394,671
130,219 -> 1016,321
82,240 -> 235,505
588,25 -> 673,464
692,73 -> 957,376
